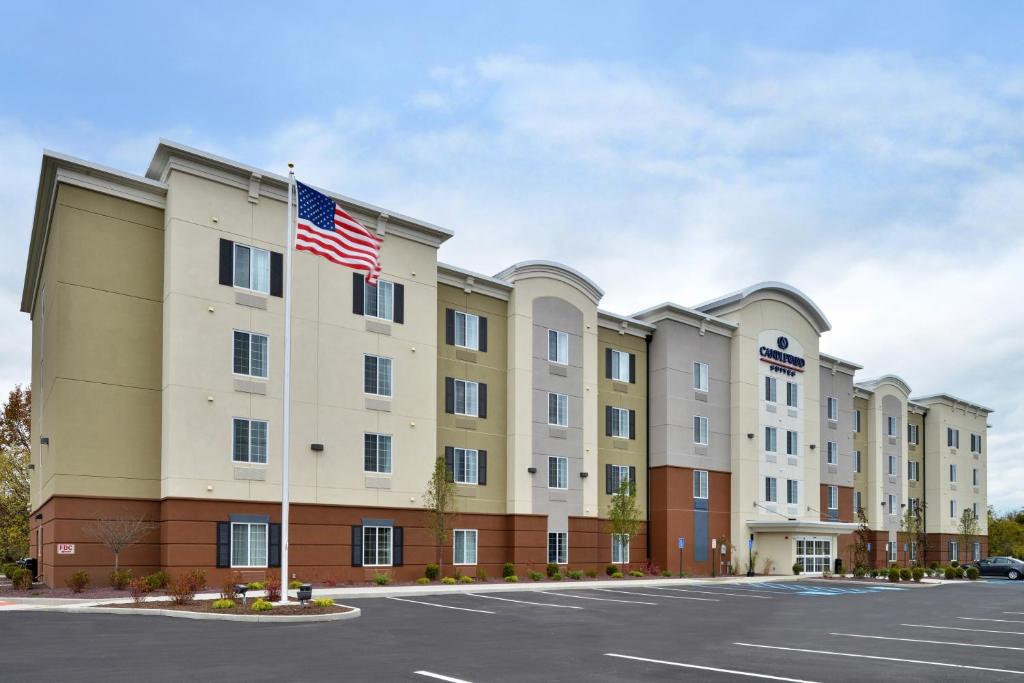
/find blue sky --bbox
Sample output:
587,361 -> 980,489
1,2 -> 1022,510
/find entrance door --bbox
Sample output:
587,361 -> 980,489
795,537 -> 832,574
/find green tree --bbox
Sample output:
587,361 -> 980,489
957,507 -> 980,564
899,503 -> 926,566
423,455 -> 456,576
606,478 -> 642,567
0,385 -> 31,563
987,506 -> 1024,558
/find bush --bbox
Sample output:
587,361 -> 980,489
220,578 -> 239,600
425,563 -> 440,581
950,560 -> 959,568
373,573 -> 391,586
265,574 -> 282,602
167,574 -> 197,605
188,569 -> 207,590
869,569 -> 879,578
546,563 -> 559,578
944,566 -> 957,579
606,563 -> 618,577
289,579 -> 303,590
416,577 -> 430,585
528,571 -> 543,582
966,566 -> 979,580
611,571 -> 624,579
250,598 -> 273,612
661,570 -> 673,577
853,566 -> 866,578
899,568 -> 912,581
128,577 -> 152,604
502,562 -> 516,579
568,570 -> 583,580
792,562 -> 803,575
550,572 -> 562,581
11,567 -> 33,591
212,598 -> 235,610
458,575 -> 474,584
312,597 -> 334,607
504,575 -> 519,583
956,567 -> 966,579
109,568 -> 133,590
929,562 -> 939,570
66,570 -> 89,593
441,577 -> 456,585
887,567 -> 900,583
2,562 -> 19,579
247,581 -> 266,591
476,567 -> 488,582
629,570 -> 644,578
912,567 -> 924,582
586,569 -> 598,579
146,570 -> 170,590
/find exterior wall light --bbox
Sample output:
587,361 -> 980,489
580,472 -> 588,478
527,467 -> 537,474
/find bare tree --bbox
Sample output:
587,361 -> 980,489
423,455 -> 456,576
83,511 -> 156,571
607,478 -> 642,568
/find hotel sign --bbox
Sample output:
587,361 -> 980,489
759,336 -> 805,377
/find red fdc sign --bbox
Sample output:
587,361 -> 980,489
57,543 -> 75,555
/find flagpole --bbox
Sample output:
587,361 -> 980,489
280,163 -> 295,603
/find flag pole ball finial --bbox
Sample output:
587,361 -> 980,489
288,163 -> 294,170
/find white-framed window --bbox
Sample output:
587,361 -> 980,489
693,362 -> 709,392
765,476 -> 778,503
909,497 -> 920,513
548,393 -> 568,427
363,279 -> 394,321
693,416 -> 709,445
908,424 -> 919,445
363,433 -> 392,474
454,311 -> 480,350
888,494 -> 897,515
693,470 -> 709,499
764,376 -> 777,403
827,396 -> 838,422
454,448 -> 479,485
548,329 -> 568,365
610,407 -> 630,439
610,350 -> 631,382
230,522 -> 268,568
609,464 -> 631,494
854,409 -> 861,433
363,354 -> 393,397
973,541 -> 981,562
548,456 -> 568,489
453,529 -> 478,565
611,533 -> 629,564
887,416 -> 897,437
854,450 -> 862,473
947,427 -> 960,448
973,468 -> 979,486
548,531 -> 568,564
764,427 -> 778,453
854,490 -> 862,514
233,331 -> 268,378
826,441 -> 838,465
786,382 -> 798,408
233,243 -> 270,294
948,540 -> 959,563
908,461 -> 919,481
828,485 -> 838,512
970,433 -> 982,453
786,430 -> 798,456
453,379 -> 479,417
786,479 -> 799,505
888,454 -> 897,475
950,463 -> 957,483
887,541 -> 897,563
232,418 -> 268,464
795,537 -> 832,574
363,526 -> 393,567
949,499 -> 957,519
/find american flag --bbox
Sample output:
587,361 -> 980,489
295,180 -> 382,284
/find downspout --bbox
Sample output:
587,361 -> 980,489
645,333 -> 652,565
921,412 -> 927,564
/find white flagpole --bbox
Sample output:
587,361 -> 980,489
280,163 -> 295,603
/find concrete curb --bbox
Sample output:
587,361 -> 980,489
44,603 -> 361,623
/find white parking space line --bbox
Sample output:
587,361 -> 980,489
387,597 -> 494,614
415,671 -> 476,683
604,653 -> 821,682
902,623 -> 1024,636
830,632 -> 1024,651
467,593 -> 583,609
1006,612 -> 1024,615
542,591 -> 658,605
959,617 -> 1024,624
653,586 -> 773,599
594,588 -> 718,601
735,642 -> 1024,676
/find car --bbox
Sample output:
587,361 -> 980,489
965,556 -> 1024,580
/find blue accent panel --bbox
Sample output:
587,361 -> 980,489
229,514 -> 269,524
362,518 -> 393,527
694,510 -> 709,561
695,498 -> 708,511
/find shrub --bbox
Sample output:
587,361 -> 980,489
568,570 -> 583,580
550,572 -> 563,581
373,573 -> 391,586
212,598 -> 235,610
586,569 -> 598,579
167,575 -> 197,605
661,570 -> 673,577
441,577 -> 456,585
458,575 -> 474,584
128,577 -> 152,604
502,562 -> 516,579
187,569 -> 207,590
109,568 -> 133,590
425,563 -> 440,581
792,562 -> 803,575
966,566 -> 979,580
887,567 -> 900,583
869,569 -> 879,578
611,571 -> 624,579
312,597 -> 334,607
950,560 -> 959,568
2,562 -> 19,579
247,581 -> 266,591
416,577 -> 430,585
912,567 -> 924,582
956,567 -> 966,579
504,575 -> 519,583
546,563 -> 559,578
146,570 -> 170,590
476,567 -> 488,582
11,568 -> 33,591
606,563 -> 618,577
66,570 -> 89,593
853,566 -> 866,578
929,561 -> 939,570
250,598 -> 273,612
528,571 -> 543,582
899,568 -> 912,581
944,566 -> 957,579
264,574 -> 281,602
629,570 -> 644,578
822,570 -> 832,579
220,578 -> 239,600
289,579 -> 303,590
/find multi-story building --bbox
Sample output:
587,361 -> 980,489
21,142 -> 992,586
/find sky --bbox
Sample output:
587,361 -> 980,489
1,2 -> 1021,510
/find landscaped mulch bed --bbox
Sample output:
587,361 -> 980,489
104,599 -> 351,616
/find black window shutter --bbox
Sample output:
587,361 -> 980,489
478,451 -> 487,485
216,521 -> 231,568
352,272 -> 364,315
605,406 -> 613,437
479,316 -> 488,352
629,466 -> 637,494
445,309 -> 455,345
478,383 -> 487,418
605,464 -> 614,494
445,447 -> 455,482
364,355 -> 377,394
393,283 -> 405,324
445,377 -> 455,414
629,410 -> 637,440
351,525 -> 363,567
270,251 -> 284,297
393,527 -> 404,567
219,239 -> 233,286
269,523 -> 281,567
629,353 -> 636,384
605,348 -> 613,379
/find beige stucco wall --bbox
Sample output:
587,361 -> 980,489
906,409 -> 925,509
853,395 -> 869,519
863,383 -> 909,535
921,400 -> 989,535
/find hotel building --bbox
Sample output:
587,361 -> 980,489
22,142 -> 992,586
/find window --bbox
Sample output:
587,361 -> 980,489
909,497 -> 920,513
908,461 -> 919,481
765,477 -> 778,503
548,393 -> 569,427
854,490 -> 862,514
693,416 -> 709,445
693,470 -> 709,499
887,541 -> 897,563
827,397 -> 838,422
854,409 -> 861,433
693,362 -> 709,392
232,418 -> 268,464
786,382 -> 798,408
364,354 -> 393,397
887,416 -> 897,437
609,464 -> 631,494
548,329 -> 568,364
908,424 -> 919,445
970,433 -> 982,453
453,379 -> 479,417
972,502 -> 978,519
949,463 -> 957,483
764,376 -> 777,403
610,350 -> 631,382
764,427 -> 778,453
453,529 -> 478,565
973,468 -> 979,486
230,522 -> 268,568
548,531 -> 568,564
233,331 -> 268,378
795,538 -> 831,574
949,499 -> 957,519
888,494 -> 896,514
610,407 -> 630,439
973,542 -> 981,562
828,485 -> 838,512
363,279 -> 394,321
233,243 -> 270,294
786,479 -> 799,505
455,448 -> 479,485
854,450 -> 862,473
888,454 -> 897,476
454,311 -> 480,350
363,526 -> 392,567
948,540 -> 959,563
947,427 -> 959,448
548,456 -> 568,489
611,534 -> 629,564
826,441 -> 838,465
364,433 -> 392,474
786,430 -> 798,456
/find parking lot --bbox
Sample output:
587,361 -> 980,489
2,578 -> 1022,682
